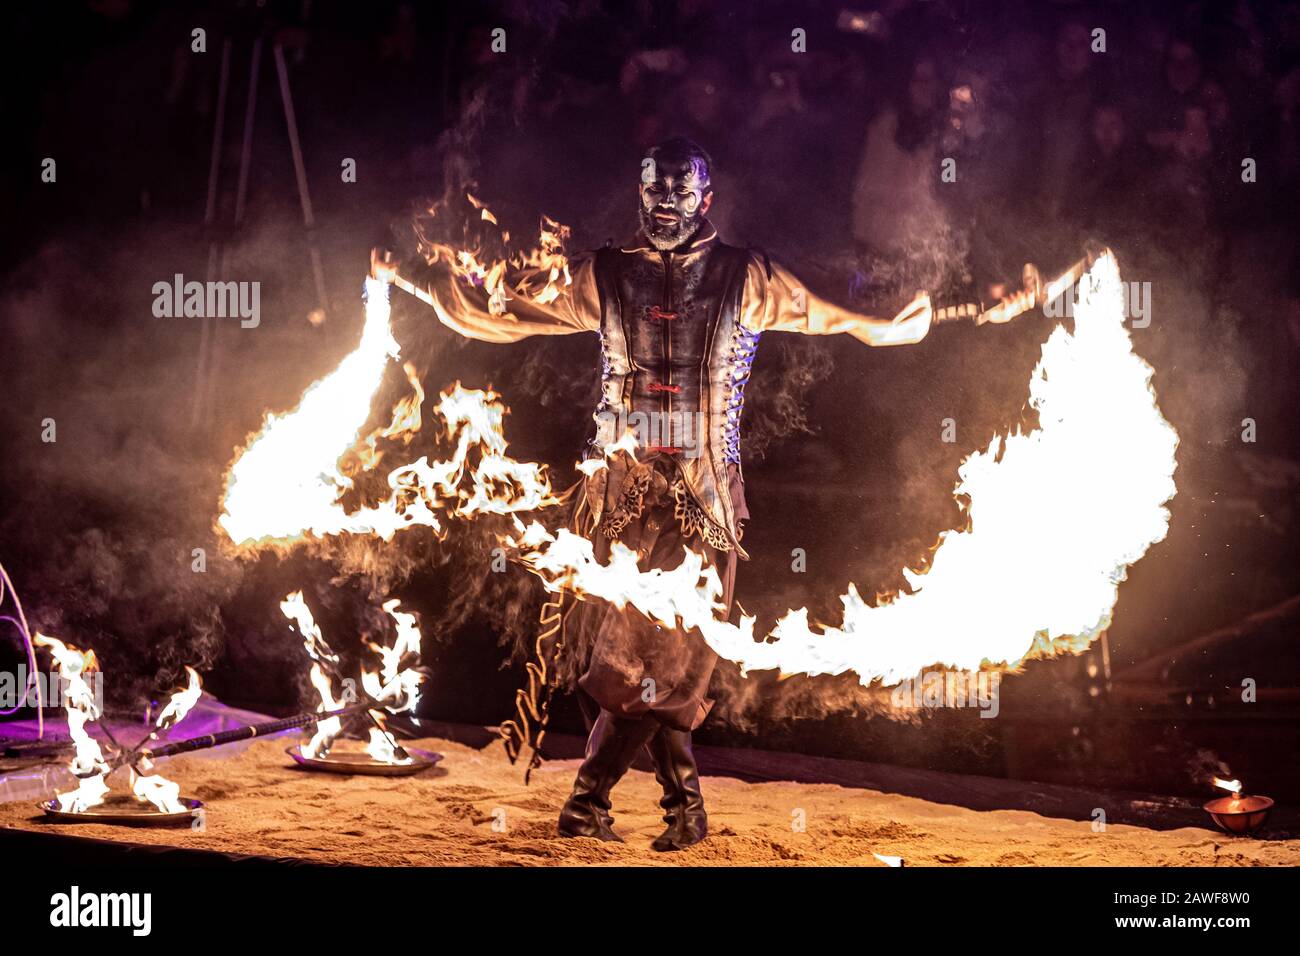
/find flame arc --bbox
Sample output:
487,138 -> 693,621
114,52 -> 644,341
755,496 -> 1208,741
220,253 -> 1177,687
508,254 -> 1178,682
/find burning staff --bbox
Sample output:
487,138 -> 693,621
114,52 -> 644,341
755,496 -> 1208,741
371,138 -> 1052,851
110,700 -> 380,771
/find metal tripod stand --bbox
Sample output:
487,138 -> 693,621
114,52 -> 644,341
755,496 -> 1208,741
190,30 -> 329,428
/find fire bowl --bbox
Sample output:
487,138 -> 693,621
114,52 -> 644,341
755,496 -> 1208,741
285,745 -> 442,777
1202,795 -> 1274,836
39,793 -> 204,827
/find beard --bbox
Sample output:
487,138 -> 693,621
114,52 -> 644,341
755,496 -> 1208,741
639,203 -> 703,251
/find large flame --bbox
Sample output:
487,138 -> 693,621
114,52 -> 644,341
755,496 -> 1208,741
508,253 -> 1178,681
219,279 -> 401,546
222,251 -> 1176,689
219,279 -> 558,549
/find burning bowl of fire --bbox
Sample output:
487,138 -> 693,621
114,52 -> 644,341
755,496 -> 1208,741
1203,778 -> 1273,836
285,744 -> 442,777
39,793 -> 204,827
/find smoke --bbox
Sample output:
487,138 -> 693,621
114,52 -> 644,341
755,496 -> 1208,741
0,193 -> 451,713
741,338 -> 835,463
1187,748 -> 1234,788
0,226 -> 249,708
707,664 -> 899,733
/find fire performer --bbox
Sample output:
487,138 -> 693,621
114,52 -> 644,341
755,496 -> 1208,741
372,138 -> 1038,850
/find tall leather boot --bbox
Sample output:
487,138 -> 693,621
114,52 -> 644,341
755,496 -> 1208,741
647,725 -> 708,851
558,710 -> 658,842
575,689 -> 613,832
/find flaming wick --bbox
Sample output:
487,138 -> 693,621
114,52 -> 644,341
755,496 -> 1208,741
1213,777 -> 1242,794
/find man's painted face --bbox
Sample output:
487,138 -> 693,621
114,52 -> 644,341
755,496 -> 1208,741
639,155 -> 712,251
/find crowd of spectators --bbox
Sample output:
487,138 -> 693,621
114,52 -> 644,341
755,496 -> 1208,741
405,0 -> 1274,364
11,0 -> 1300,414
15,2 -> 1300,299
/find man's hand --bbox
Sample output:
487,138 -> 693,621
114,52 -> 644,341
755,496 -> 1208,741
872,292 -> 931,345
979,263 -> 1043,325
370,246 -> 398,283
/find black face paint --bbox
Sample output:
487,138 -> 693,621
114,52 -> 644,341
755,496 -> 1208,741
638,153 -> 710,251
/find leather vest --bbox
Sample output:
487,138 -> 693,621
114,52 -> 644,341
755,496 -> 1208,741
587,232 -> 759,558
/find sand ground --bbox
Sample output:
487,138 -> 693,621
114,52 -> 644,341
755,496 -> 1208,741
1,735 -> 1296,866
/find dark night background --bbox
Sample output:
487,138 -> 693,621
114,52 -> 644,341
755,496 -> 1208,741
2,0 -> 1299,800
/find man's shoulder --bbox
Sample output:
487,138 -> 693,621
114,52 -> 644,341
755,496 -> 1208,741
728,242 -> 771,280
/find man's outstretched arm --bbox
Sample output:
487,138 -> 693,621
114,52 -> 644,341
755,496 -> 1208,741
372,247 -> 600,343
744,255 -> 1051,345
740,256 -> 933,346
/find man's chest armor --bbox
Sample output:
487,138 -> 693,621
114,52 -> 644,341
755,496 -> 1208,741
601,244 -> 743,419
589,235 -> 755,556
